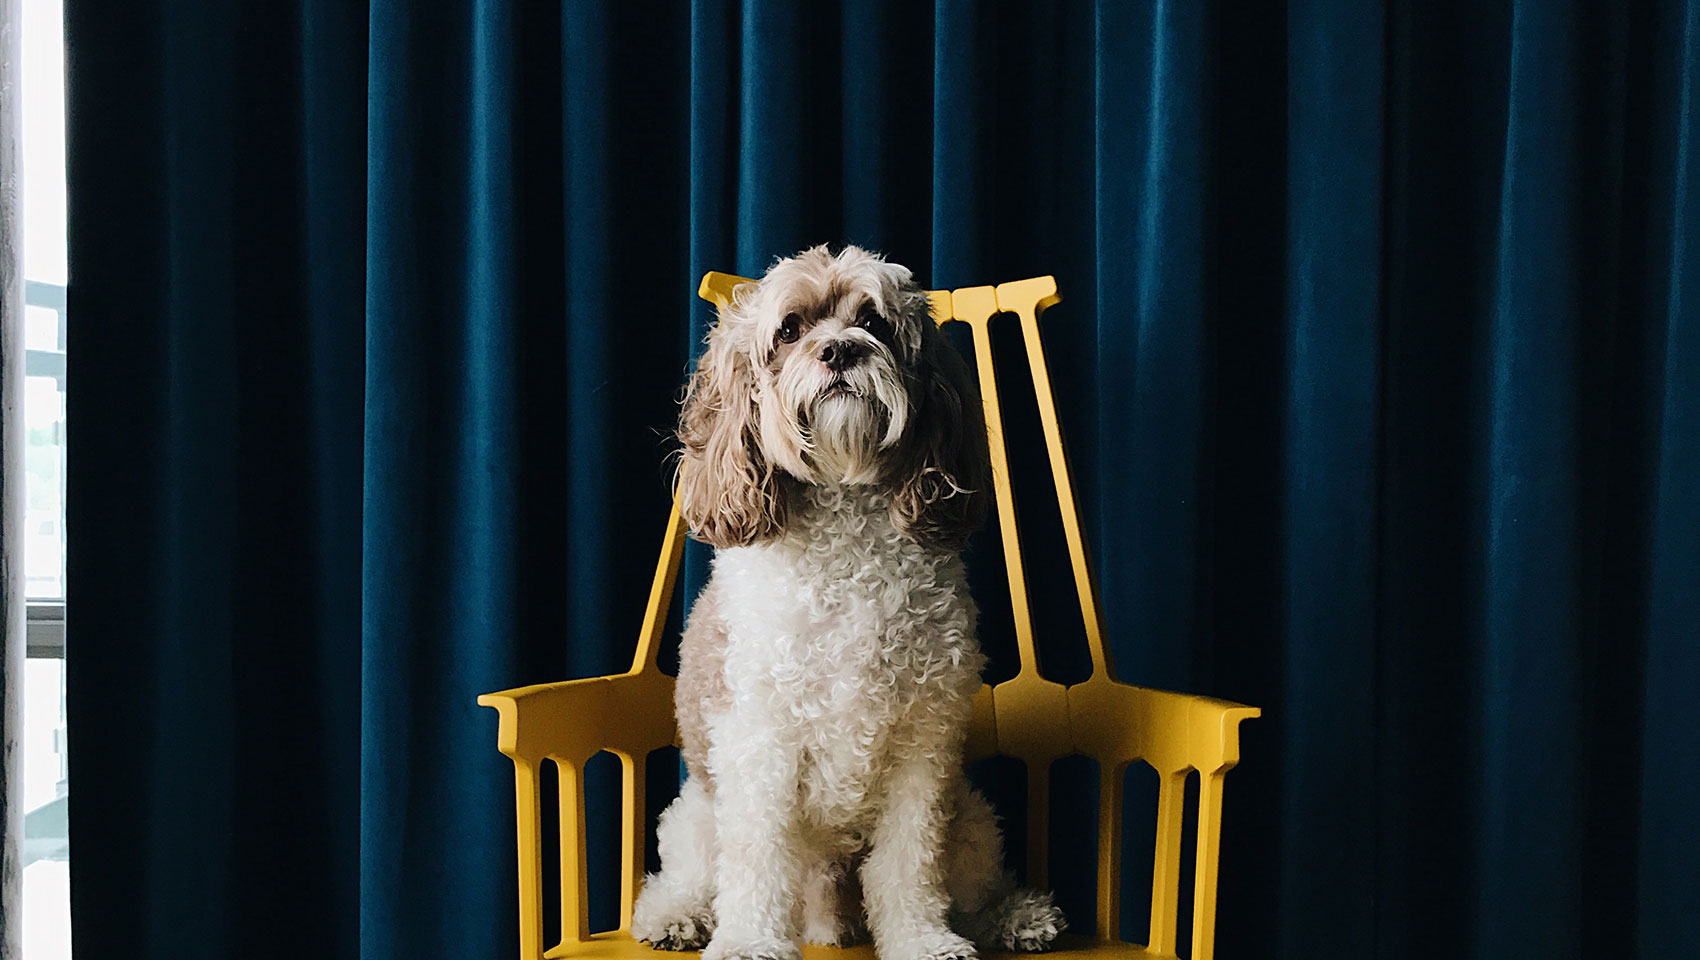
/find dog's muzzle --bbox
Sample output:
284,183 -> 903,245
818,339 -> 868,372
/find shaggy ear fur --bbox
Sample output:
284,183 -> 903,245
677,320 -> 787,548
888,320 -> 991,547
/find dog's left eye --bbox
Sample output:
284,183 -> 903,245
855,307 -> 889,339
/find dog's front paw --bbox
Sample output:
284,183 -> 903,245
987,890 -> 1065,952
699,934 -> 801,960
637,911 -> 715,952
631,886 -> 716,952
887,929 -> 977,960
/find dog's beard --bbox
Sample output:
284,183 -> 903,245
806,390 -> 888,484
773,351 -> 910,485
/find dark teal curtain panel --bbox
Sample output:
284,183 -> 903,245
64,2 -> 1697,960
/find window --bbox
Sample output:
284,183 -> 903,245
22,0 -> 70,957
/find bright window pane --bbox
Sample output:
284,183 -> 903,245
23,659 -> 69,960
22,0 -> 66,285
22,658 -> 66,822
22,864 -> 69,960
25,304 -> 58,351
24,376 -> 64,601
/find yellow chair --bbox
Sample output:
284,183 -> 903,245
480,273 -> 1261,960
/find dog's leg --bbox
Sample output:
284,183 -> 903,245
632,776 -> 718,950
944,784 -> 1064,952
943,782 -> 1012,920
801,855 -> 868,946
701,711 -> 804,960
862,752 -> 977,960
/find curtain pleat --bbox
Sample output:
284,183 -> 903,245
63,3 -> 1699,960
1479,3 -> 1586,954
1091,0 -> 1210,695
1277,3 -> 1386,957
1637,4 -> 1700,956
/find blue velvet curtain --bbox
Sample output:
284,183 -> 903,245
64,2 -> 1697,960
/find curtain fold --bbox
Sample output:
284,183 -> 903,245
1637,4 -> 1700,954
64,2 -> 1698,960
1276,3 -> 1384,957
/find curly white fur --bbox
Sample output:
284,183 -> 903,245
633,247 -> 1064,960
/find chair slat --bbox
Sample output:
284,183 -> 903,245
996,278 -> 1114,684
947,285 -> 1041,677
1096,761 -> 1127,940
630,501 -> 688,675
1025,760 -> 1052,890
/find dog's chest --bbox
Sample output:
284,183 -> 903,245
713,488 -> 981,822
720,499 -> 971,696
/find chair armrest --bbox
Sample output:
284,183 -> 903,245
479,671 -> 679,950
1069,679 -> 1260,775
478,670 -> 677,766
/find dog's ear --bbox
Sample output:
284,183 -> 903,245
888,320 -> 991,547
676,317 -> 787,548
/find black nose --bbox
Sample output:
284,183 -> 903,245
819,340 -> 866,372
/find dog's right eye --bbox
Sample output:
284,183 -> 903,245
777,314 -> 801,344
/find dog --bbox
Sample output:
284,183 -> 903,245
630,246 -> 1064,960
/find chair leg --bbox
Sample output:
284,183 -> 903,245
618,751 -> 647,934
1147,770 -> 1188,957
560,760 -> 591,945
1189,773 -> 1228,960
514,760 -> 546,960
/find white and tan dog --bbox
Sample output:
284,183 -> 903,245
631,246 -> 1064,960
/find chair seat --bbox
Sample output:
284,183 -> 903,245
542,933 -> 1174,960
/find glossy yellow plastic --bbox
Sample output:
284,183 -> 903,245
480,272 -> 1260,960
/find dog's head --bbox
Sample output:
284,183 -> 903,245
677,245 -> 990,549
